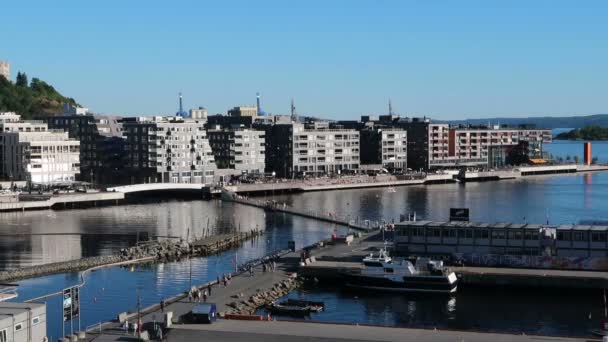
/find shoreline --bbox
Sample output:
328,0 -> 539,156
0,164 -> 606,214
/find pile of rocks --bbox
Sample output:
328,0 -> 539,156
0,230 -> 263,283
224,276 -> 303,315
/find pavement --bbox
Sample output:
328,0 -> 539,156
165,320 -> 601,342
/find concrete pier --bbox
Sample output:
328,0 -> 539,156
0,191 -> 124,212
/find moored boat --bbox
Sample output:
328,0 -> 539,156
343,249 -> 458,293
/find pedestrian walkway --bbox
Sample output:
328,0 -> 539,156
83,252 -> 300,341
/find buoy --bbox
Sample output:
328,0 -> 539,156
93,297 -> 97,303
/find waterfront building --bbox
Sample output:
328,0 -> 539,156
46,113 -> 125,184
228,106 -> 258,117
122,116 -> 216,184
0,61 -> 9,80
264,122 -> 360,178
0,112 -> 80,184
207,127 -> 265,174
0,302 -> 46,342
189,107 -> 208,121
394,220 -> 608,264
392,117 -> 552,171
360,127 -> 407,171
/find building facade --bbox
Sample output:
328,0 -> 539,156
228,106 -> 257,117
0,302 -> 47,342
123,116 -> 216,184
0,113 -> 80,184
207,128 -> 265,174
189,107 -> 208,121
265,122 -> 360,178
395,118 -> 552,171
46,114 -> 125,184
0,61 -> 9,80
360,127 -> 407,170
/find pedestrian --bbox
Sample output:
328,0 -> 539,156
217,275 -> 221,285
207,283 -> 212,296
203,290 -> 208,302
132,322 -> 138,336
188,291 -> 193,302
158,327 -> 163,341
160,300 -> 165,313
223,277 -> 227,287
124,320 -> 129,334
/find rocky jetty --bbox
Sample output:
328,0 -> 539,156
223,275 -> 303,316
0,230 -> 262,283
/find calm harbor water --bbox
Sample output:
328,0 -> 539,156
0,140 -> 606,339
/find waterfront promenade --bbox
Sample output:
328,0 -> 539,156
78,235 -> 603,341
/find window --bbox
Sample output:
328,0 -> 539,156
573,231 -> 588,242
384,268 -> 394,273
592,232 -> 606,242
32,316 -> 40,325
557,231 -> 571,241
14,323 -> 23,331
0,329 -> 6,342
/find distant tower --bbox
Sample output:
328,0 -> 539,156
176,92 -> 188,117
388,99 -> 394,116
256,92 -> 266,116
291,98 -> 298,122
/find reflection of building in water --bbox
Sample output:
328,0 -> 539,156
29,234 -> 82,266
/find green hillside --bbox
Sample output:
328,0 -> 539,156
556,125 -> 608,141
0,72 -> 78,119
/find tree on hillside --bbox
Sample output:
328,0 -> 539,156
16,72 -> 28,87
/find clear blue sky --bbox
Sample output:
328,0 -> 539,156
2,0 -> 607,119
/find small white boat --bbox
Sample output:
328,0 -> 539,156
343,249 -> 458,293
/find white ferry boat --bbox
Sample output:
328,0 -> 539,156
343,249 -> 458,293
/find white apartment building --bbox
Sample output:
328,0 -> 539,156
0,113 -> 80,184
123,116 -> 216,184
291,122 -> 360,175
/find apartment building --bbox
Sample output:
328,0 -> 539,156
360,127 -> 407,170
0,112 -> 80,184
46,114 -> 125,184
207,127 -> 265,174
396,117 -> 552,171
189,107 -> 208,121
265,122 -> 360,178
122,116 -> 216,184
228,106 -> 257,117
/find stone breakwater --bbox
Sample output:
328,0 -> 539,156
224,276 -> 303,316
0,230 -> 263,283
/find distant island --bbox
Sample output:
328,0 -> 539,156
555,125 -> 608,140
0,71 -> 78,119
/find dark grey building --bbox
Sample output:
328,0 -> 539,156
45,114 -> 127,184
360,127 -> 407,171
207,128 -> 265,174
